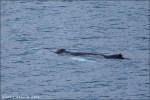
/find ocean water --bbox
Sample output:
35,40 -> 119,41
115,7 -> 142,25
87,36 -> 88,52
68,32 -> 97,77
1,0 -> 149,99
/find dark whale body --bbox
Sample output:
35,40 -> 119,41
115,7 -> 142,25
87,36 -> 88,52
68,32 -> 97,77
55,49 -> 125,59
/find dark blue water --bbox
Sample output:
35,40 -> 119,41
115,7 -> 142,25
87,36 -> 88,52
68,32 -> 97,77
1,0 -> 149,99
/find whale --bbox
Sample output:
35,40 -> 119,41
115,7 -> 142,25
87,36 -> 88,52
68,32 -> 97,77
55,49 -> 125,59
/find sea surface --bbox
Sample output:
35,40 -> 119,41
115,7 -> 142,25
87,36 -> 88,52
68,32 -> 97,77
1,0 -> 149,99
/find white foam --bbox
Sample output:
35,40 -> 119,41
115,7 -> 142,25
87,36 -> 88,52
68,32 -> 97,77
71,57 -> 96,62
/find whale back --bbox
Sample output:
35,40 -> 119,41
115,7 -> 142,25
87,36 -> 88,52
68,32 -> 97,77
55,49 -> 125,59
104,54 -> 124,59
55,49 -> 66,54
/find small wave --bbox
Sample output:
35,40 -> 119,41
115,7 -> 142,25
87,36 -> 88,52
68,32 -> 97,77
12,60 -> 24,64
